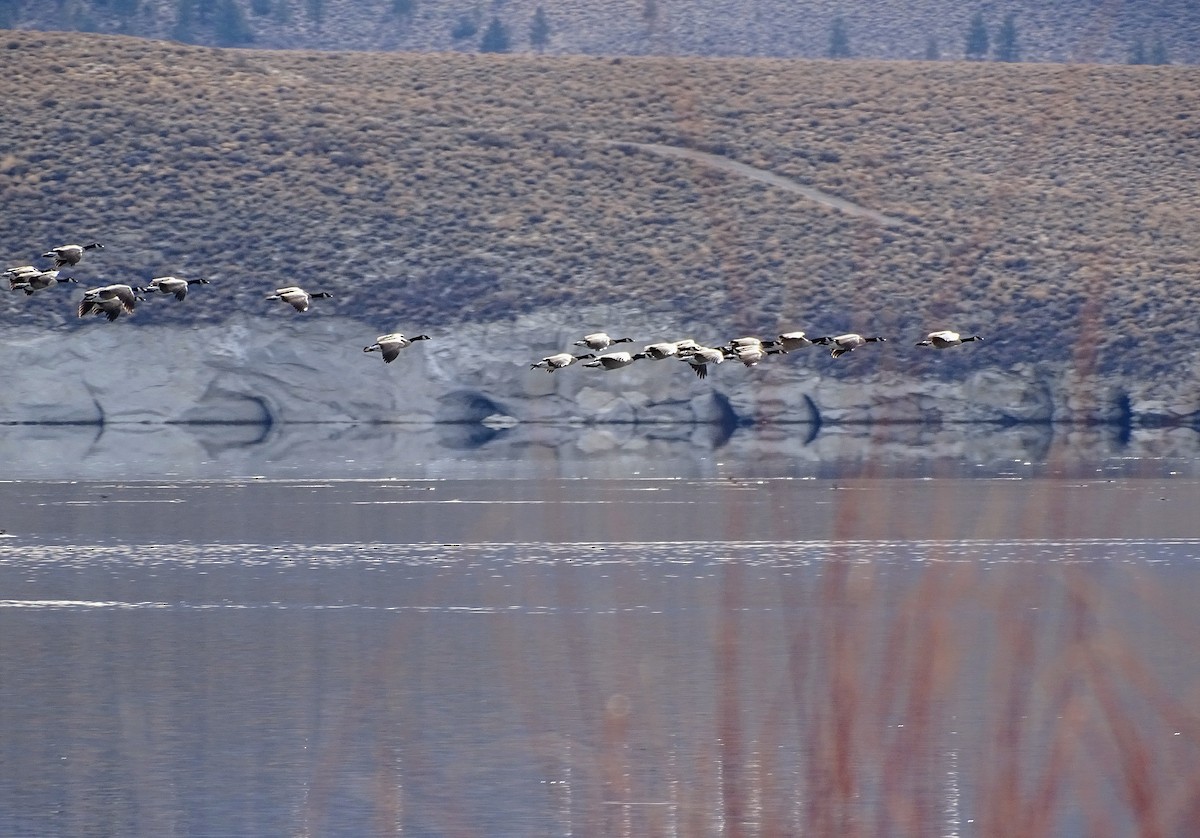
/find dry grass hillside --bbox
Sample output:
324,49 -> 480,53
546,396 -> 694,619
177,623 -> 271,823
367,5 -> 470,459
2,31 -> 1199,379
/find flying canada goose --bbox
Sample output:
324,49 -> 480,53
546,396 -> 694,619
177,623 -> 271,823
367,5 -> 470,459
43,242 -> 103,268
78,295 -> 130,322
771,331 -> 815,351
822,334 -> 887,358
141,276 -> 210,301
574,333 -> 634,351
679,346 -> 725,379
722,344 -> 784,367
11,270 -> 77,295
266,286 -> 333,312
81,284 -> 140,313
726,336 -> 765,350
916,330 -> 983,348
531,352 -> 595,372
640,342 -> 682,360
363,333 -> 431,364
583,351 -> 643,370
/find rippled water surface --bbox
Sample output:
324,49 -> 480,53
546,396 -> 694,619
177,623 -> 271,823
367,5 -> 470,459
2,471 -> 1200,835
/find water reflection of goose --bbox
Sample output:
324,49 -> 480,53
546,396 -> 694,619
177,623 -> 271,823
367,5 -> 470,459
916,330 -> 983,349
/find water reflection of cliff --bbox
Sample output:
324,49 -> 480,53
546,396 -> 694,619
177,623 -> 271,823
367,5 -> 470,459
1,420 -> 1196,481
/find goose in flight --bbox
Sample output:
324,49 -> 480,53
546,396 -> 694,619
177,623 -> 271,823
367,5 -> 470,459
583,351 -> 643,370
771,331 -> 816,351
723,343 -> 784,367
79,296 -> 125,322
679,346 -> 725,379
266,286 -> 333,312
10,270 -> 77,294
531,352 -> 595,372
43,242 -> 103,268
78,285 -> 142,322
916,330 -> 983,348
640,342 -> 682,360
726,336 -> 766,350
574,333 -> 634,351
141,276 -> 210,301
81,284 -> 140,314
821,334 -> 886,358
363,333 -> 431,363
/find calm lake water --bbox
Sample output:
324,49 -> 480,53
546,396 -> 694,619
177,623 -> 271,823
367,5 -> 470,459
2,424 -> 1200,836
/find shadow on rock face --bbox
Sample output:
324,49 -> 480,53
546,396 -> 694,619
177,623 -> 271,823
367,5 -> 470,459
433,390 -> 517,449
436,390 -> 513,424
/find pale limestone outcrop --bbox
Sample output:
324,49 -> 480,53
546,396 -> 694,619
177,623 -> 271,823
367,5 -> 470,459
0,310 -> 1193,431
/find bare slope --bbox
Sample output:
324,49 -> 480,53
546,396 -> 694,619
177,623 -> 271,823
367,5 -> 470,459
2,32 -> 1198,380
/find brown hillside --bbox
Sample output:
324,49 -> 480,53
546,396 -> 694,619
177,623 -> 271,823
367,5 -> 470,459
2,31 -> 1199,379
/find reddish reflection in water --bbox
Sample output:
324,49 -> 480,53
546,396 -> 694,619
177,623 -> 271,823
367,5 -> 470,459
0,477 -> 1198,835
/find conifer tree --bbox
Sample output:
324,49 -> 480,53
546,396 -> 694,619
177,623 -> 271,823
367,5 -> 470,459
171,0 -> 195,41
965,11 -> 988,60
530,5 -> 549,52
828,16 -> 850,58
0,0 -> 18,29
215,0 -> 253,45
994,13 -> 1018,62
1128,36 -> 1147,65
1150,36 -> 1169,65
480,15 -> 510,52
306,0 -> 322,28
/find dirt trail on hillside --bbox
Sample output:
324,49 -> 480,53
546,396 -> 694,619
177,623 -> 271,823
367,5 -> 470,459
606,141 -> 913,229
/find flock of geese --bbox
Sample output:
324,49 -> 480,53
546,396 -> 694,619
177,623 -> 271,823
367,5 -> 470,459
7,241 -> 982,379
5,241 -> 426,364
532,328 -> 981,380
